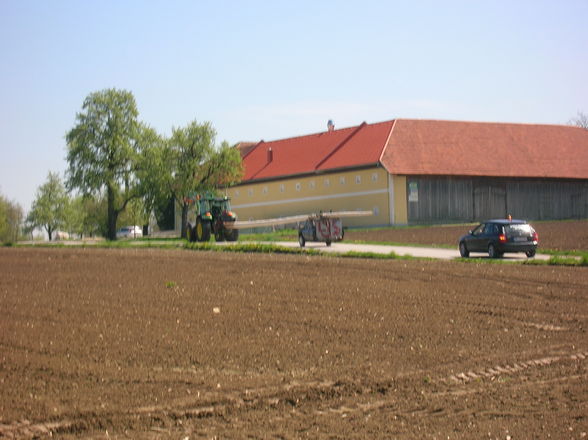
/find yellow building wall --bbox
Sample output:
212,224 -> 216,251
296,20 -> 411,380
226,167 -> 392,228
392,175 -> 408,224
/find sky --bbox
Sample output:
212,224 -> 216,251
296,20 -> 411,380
1,0 -> 587,213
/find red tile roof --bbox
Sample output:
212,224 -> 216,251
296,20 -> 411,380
381,119 -> 588,179
239,119 -> 588,182
240,120 -> 394,181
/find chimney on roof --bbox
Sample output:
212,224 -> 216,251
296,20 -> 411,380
327,120 -> 335,132
267,147 -> 273,163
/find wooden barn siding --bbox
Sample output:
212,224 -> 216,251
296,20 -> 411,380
407,176 -> 588,223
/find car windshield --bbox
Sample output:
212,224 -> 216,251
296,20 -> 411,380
505,224 -> 533,237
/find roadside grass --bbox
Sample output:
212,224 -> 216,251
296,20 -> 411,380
456,253 -> 588,267
525,253 -> 588,267
185,241 -> 320,256
184,241 -> 417,260
239,228 -> 298,242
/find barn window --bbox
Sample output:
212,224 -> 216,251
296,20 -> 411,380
355,175 -> 361,184
248,189 -> 253,196
262,186 -> 268,194
279,184 -> 285,193
372,173 -> 378,182
340,176 -> 346,185
324,178 -> 330,187
234,190 -> 240,197
309,180 -> 316,189
295,182 -> 301,191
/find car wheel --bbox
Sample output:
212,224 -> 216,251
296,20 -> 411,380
298,234 -> 305,247
526,249 -> 536,258
488,243 -> 501,259
459,241 -> 469,258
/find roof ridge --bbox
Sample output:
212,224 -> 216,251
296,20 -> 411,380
242,140 -> 264,160
396,118 -> 577,129
314,121 -> 367,170
378,119 -> 397,165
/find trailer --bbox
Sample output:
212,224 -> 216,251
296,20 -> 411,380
225,210 -> 372,247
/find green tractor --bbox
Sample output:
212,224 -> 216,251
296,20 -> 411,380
185,194 -> 239,242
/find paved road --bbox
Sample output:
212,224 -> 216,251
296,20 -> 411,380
268,241 -> 550,261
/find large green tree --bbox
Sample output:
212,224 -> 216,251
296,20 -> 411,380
133,124 -> 168,230
26,172 -> 69,241
165,121 -> 243,238
79,194 -> 108,238
0,192 -> 23,244
66,88 -> 149,240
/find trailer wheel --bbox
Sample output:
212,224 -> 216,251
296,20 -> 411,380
298,234 -> 305,247
196,218 -> 211,242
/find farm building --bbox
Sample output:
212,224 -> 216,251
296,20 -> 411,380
226,119 -> 588,227
175,119 -> 588,231
225,119 -> 588,227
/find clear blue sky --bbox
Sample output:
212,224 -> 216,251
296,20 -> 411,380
1,0 -> 587,213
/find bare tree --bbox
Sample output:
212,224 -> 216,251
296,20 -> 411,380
569,111 -> 588,130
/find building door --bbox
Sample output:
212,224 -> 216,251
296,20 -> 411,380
473,183 -> 506,221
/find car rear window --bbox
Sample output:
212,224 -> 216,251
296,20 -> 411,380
505,224 -> 533,237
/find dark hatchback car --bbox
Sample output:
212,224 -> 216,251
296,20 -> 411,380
458,219 -> 539,258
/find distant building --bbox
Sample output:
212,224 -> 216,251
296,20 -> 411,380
226,119 -> 588,227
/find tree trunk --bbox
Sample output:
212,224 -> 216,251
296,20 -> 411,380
107,184 -> 118,240
180,203 -> 189,239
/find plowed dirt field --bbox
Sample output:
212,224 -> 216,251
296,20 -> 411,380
1,243 -> 587,438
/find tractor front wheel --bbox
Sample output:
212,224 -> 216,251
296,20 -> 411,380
225,228 -> 239,242
196,218 -> 211,242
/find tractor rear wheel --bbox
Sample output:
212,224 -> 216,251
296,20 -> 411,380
196,218 -> 211,242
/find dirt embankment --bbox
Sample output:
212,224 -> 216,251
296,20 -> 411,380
0,247 -> 587,439
344,219 -> 588,252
